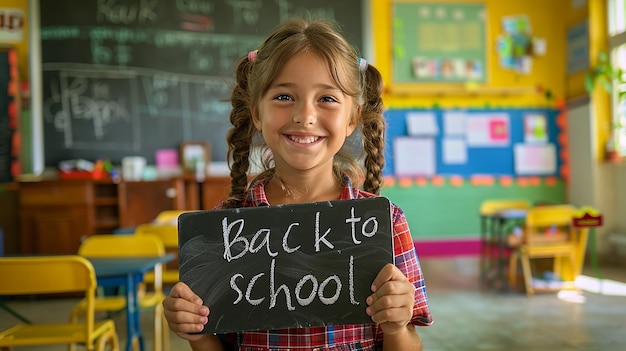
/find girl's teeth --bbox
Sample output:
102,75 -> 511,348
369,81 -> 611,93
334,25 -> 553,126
288,135 -> 319,144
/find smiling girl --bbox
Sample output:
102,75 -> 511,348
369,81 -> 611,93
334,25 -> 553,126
163,18 -> 432,351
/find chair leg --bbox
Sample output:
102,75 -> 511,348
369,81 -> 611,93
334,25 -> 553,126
553,256 -> 563,279
509,252 -> 518,291
154,304 -> 163,351
520,253 -> 534,297
162,308 -> 170,351
96,329 -> 120,351
68,304 -> 83,351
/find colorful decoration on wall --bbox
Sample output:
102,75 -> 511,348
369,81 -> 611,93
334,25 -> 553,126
496,15 -> 545,74
392,2 -> 487,83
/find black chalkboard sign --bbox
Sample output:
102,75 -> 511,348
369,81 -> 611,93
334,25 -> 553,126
39,0 -> 363,167
178,197 -> 393,334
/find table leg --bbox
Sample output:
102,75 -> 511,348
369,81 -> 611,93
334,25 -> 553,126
125,274 -> 145,351
479,216 -> 487,285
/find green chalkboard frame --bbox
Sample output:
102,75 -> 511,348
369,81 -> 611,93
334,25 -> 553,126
391,1 -> 487,85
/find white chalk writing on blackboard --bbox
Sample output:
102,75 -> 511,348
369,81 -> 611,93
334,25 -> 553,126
39,0 -> 362,165
97,0 -> 159,25
178,198 -> 391,333
217,206 -> 381,311
43,71 -> 137,150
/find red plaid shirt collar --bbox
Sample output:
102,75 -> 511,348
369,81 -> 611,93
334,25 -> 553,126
243,174 -> 360,207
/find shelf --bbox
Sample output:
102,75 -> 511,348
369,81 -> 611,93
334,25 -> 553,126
95,219 -> 119,229
95,197 -> 118,206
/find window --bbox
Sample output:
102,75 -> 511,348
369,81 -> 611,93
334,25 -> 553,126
608,0 -> 626,156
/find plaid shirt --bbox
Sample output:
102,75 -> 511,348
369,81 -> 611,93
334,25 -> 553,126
216,175 -> 432,350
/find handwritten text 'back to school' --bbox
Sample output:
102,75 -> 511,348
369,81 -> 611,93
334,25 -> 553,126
178,198 -> 393,333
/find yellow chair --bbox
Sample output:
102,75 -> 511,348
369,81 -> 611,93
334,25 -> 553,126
154,209 -> 201,225
135,223 -> 180,286
509,205 -> 580,296
153,210 -> 189,225
70,234 -> 169,351
0,255 -> 119,351
479,199 -> 531,288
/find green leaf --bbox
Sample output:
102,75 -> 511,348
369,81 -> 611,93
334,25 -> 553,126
599,76 -> 613,92
585,74 -> 595,93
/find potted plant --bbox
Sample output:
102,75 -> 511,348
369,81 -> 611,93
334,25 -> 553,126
585,51 -> 624,162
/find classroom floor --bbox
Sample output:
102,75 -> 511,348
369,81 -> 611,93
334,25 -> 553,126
1,256 -> 625,351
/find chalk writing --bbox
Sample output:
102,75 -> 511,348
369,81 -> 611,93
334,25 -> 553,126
228,0 -> 263,28
40,0 -> 362,165
43,72 -> 135,149
97,0 -> 159,25
176,0 -> 215,15
277,0 -> 336,23
179,197 -> 392,333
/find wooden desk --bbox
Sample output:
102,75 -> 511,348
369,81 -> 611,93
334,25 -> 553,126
88,254 -> 175,351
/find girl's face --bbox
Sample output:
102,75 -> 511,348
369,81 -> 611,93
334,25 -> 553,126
253,52 -> 357,175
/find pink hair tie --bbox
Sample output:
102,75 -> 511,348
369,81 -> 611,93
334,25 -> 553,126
248,50 -> 258,63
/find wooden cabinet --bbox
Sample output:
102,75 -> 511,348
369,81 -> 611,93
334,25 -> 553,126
19,179 -> 185,254
118,180 -> 185,228
201,176 -> 231,210
19,181 -> 93,255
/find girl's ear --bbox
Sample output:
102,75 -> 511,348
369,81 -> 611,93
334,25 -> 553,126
347,105 -> 361,136
251,107 -> 262,131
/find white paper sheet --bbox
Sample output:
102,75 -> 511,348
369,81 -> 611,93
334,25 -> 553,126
514,143 -> 557,175
443,112 -> 467,136
393,137 -> 436,177
406,112 -> 438,136
443,138 -> 467,164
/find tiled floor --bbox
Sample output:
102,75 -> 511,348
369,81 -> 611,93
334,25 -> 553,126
1,256 -> 625,350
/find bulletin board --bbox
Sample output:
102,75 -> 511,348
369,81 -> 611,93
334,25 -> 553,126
391,1 -> 487,84
383,108 -> 562,177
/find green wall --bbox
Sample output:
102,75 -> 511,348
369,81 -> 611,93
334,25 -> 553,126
381,179 -> 566,239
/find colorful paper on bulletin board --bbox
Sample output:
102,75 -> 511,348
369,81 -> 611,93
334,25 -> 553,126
391,2 -> 486,83
524,113 -> 548,143
466,114 -> 510,147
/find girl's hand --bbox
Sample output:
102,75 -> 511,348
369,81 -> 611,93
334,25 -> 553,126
366,263 -> 416,335
162,281 -> 210,341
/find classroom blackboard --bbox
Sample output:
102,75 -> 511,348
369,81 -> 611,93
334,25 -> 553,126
39,0 -> 363,167
178,197 -> 393,333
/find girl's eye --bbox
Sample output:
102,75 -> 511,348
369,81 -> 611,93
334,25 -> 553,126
274,94 -> 292,101
320,96 -> 338,103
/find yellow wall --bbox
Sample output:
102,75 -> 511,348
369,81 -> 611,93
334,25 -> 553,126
588,0 -> 611,162
565,1 -> 590,99
372,0 -> 568,108
1,0 -> 29,82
